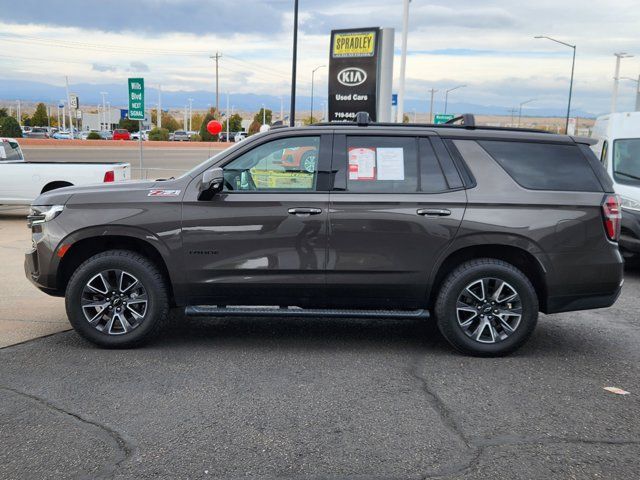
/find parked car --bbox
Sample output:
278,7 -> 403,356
52,130 -> 73,140
113,129 -> 131,141
99,130 -> 113,140
234,132 -> 247,143
25,127 -> 50,139
25,113 -> 623,355
131,130 -> 150,141
280,145 -> 318,172
170,130 -> 190,141
591,111 -> 640,263
0,137 -> 130,205
80,130 -> 101,140
21,126 -> 32,135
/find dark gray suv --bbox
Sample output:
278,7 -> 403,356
24,115 -> 624,355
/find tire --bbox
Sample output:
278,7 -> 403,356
300,150 -> 318,173
65,250 -> 169,348
434,258 -> 538,357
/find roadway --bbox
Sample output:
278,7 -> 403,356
22,144 -> 227,179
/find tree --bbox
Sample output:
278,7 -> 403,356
160,113 -> 180,132
0,117 -> 22,137
227,113 -> 243,132
31,103 -> 49,126
303,116 -> 320,125
148,127 -> 170,141
191,113 -> 204,133
119,118 -> 139,133
87,131 -> 102,140
248,120 -> 261,136
253,108 -> 272,125
0,107 -> 8,118
198,112 -> 220,142
402,114 -> 410,124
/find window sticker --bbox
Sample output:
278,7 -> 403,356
376,147 -> 405,180
0,145 -> 6,159
348,147 -> 376,181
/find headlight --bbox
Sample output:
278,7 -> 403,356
27,205 -> 64,227
620,196 -> 640,212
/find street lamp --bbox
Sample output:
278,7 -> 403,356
310,65 -> 326,124
621,75 -> 640,111
611,53 -> 634,112
397,0 -> 411,122
518,99 -> 536,127
99,92 -> 108,131
444,85 -> 466,114
535,35 -> 576,134
290,0 -> 299,127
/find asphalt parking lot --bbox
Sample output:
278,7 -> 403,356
1,204 -> 639,479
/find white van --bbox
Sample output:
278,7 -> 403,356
591,112 -> 640,261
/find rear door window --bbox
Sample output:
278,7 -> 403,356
0,140 -> 24,161
478,140 -> 602,192
345,136 -> 419,193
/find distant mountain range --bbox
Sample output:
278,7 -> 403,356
0,78 -> 597,118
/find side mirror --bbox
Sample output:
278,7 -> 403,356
201,167 -> 224,194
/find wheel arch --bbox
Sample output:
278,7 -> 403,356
41,181 -> 73,194
428,243 -> 548,312
57,233 -> 177,306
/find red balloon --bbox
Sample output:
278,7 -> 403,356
206,120 -> 222,135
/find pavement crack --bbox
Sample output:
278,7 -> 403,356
407,356 -> 482,479
471,434 -> 640,448
0,385 -> 136,480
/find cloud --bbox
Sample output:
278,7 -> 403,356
129,61 -> 150,72
92,63 -> 117,72
0,0 -> 283,35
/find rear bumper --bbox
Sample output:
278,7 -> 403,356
546,284 -> 623,314
620,208 -> 640,255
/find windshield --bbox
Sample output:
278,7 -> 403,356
613,138 -> 640,185
0,140 -> 24,161
179,139 -> 251,179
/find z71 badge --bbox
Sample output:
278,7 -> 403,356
148,189 -> 181,197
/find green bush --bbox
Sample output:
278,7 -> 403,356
198,113 -> 220,142
0,117 -> 22,138
87,131 -> 101,140
148,127 -> 170,141
190,133 -> 202,142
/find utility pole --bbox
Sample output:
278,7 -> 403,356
508,107 -> 518,127
428,88 -> 438,123
612,52 -> 633,113
100,91 -> 108,131
157,84 -> 162,129
210,52 -> 222,112
280,96 -> 284,122
290,0 -> 299,127
226,92 -> 230,141
397,0 -> 411,122
187,98 -> 194,131
16,100 -> 21,125
65,76 -> 74,135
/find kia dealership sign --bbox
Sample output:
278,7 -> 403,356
329,28 -> 380,122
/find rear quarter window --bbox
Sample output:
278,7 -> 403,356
478,140 -> 603,192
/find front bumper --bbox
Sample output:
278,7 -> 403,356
24,222 -> 65,297
620,208 -> 640,255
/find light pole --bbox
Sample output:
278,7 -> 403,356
99,92 -> 108,131
310,64 -> 326,124
187,98 -> 194,131
397,0 -> 411,122
535,36 -> 576,134
428,88 -> 438,123
611,52 -> 634,113
518,99 -> 535,127
444,85 -> 466,115
621,75 -> 640,111
290,0 -> 299,127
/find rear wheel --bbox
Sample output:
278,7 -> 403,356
65,250 -> 169,348
434,258 -> 538,356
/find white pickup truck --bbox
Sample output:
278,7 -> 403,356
0,137 -> 130,205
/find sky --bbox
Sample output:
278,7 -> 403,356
0,0 -> 639,115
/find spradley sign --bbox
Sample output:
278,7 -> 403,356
128,78 -> 145,121
329,28 -> 380,122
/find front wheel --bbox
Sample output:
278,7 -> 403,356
434,258 -> 539,357
65,250 -> 169,348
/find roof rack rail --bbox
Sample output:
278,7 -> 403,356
309,111 -> 550,134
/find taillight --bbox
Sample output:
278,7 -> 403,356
103,170 -> 115,182
602,194 -> 621,241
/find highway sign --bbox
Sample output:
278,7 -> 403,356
391,94 -> 398,106
434,114 -> 454,124
128,78 -> 145,120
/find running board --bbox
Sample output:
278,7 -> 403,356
185,305 -> 429,319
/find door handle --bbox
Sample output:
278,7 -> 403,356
417,208 -> 451,217
288,207 -> 323,215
